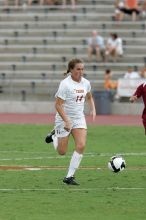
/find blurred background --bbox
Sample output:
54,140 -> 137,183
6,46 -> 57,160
0,0 -> 146,115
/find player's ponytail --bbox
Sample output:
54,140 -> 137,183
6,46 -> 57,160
63,58 -> 83,76
64,69 -> 70,76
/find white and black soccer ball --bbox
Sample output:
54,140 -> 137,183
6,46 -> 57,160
108,156 -> 126,173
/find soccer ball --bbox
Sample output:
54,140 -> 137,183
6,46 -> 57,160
108,156 -> 126,173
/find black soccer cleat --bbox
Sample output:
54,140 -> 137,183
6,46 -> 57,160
63,176 -> 79,185
45,129 -> 55,144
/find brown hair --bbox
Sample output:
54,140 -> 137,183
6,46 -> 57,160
105,69 -> 111,74
64,58 -> 83,76
112,33 -> 118,39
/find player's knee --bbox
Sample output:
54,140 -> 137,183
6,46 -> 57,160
76,142 -> 85,153
57,149 -> 66,156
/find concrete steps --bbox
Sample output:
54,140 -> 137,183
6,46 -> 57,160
0,0 -> 145,101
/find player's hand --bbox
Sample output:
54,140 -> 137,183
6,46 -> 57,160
129,95 -> 137,103
90,109 -> 96,121
64,120 -> 71,132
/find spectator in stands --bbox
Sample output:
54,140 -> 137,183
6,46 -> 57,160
28,0 -> 56,6
3,0 -> 8,8
141,0 -> 146,18
105,33 -> 123,62
62,0 -> 76,10
140,65 -> 146,78
30,0 -> 37,5
124,65 -> 140,79
114,0 -> 125,21
104,69 -> 118,91
6,0 -> 47,8
104,69 -> 118,100
4,0 -> 19,8
87,30 -> 105,62
119,0 -> 140,21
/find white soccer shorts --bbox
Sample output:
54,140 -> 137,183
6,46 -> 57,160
54,117 -> 87,138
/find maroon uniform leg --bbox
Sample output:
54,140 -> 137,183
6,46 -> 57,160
142,119 -> 146,135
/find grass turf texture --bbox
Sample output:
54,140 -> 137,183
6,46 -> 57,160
0,124 -> 146,220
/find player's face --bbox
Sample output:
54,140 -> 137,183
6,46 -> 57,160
71,63 -> 84,82
128,67 -> 133,73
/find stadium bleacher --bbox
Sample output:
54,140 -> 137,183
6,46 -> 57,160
0,0 -> 146,101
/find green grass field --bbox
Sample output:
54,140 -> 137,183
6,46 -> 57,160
0,124 -> 146,220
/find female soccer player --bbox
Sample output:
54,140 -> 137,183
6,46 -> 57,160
130,82 -> 146,135
45,58 -> 96,185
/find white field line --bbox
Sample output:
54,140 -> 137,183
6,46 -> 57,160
0,151 -> 146,156
1,151 -> 146,156
0,156 -> 65,161
0,152 -> 146,161
0,166 -> 145,171
0,187 -> 145,192
0,165 -> 145,172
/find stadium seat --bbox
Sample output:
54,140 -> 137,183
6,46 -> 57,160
24,23 -> 29,30
52,64 -> 56,72
72,15 -> 77,22
72,47 -> 77,55
22,56 -> 27,63
82,7 -> 87,14
31,81 -> 36,93
62,56 -> 67,62
43,39 -> 47,46
4,39 -> 8,46
41,73 -> 46,79
1,73 -> 6,80
34,16 -> 39,22
21,90 -> 26,101
52,31 -> 57,39
63,23 -> 67,30
32,47 -> 37,54
12,64 -> 16,71
14,31 -> 19,38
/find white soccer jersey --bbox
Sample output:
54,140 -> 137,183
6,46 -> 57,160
55,75 -> 91,122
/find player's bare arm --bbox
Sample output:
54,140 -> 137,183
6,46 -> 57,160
129,95 -> 138,103
55,97 -> 71,131
86,92 -> 96,121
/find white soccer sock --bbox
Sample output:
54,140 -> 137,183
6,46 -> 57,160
52,134 -> 58,150
66,151 -> 83,178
